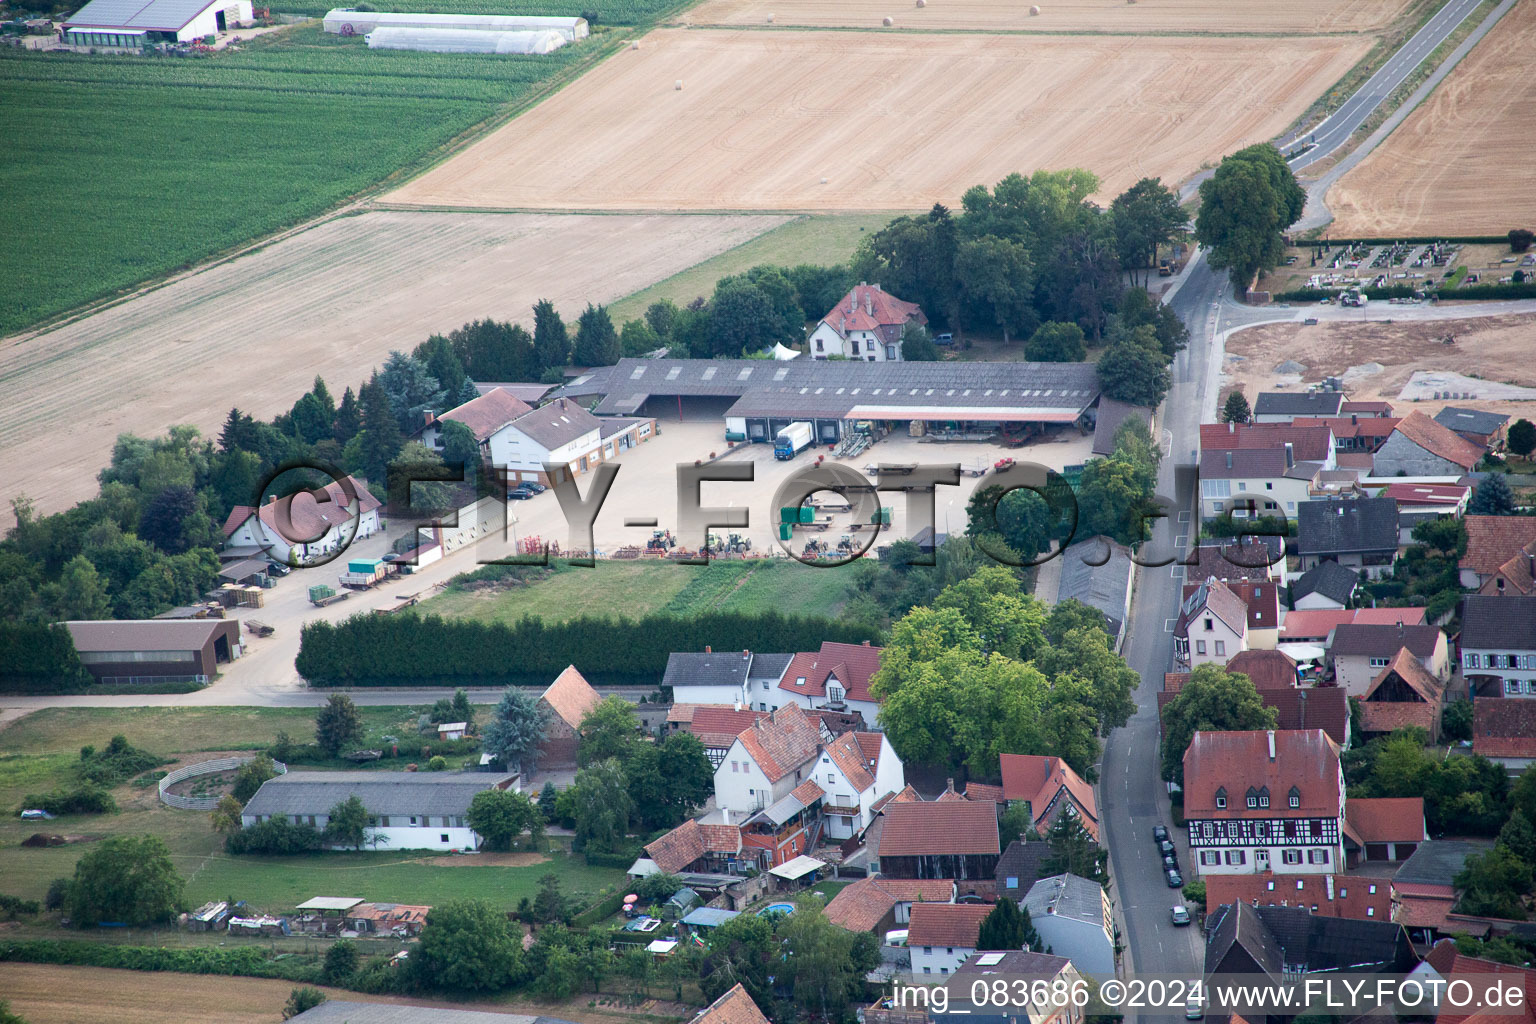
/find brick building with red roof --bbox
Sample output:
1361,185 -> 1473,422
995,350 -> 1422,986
535,665 -> 604,767
1204,872 -> 1391,921
807,283 -> 926,362
1373,410 -> 1488,476
1461,516 -> 1536,590
874,800 -> 1000,881
999,753 -> 1100,842
823,876 -> 956,934
907,902 -> 996,977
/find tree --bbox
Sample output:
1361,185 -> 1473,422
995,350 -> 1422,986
620,318 -> 661,357
1222,390 -> 1251,425
1498,809 -> 1536,865
977,898 -> 1029,950
467,788 -> 543,852
1195,144 -> 1306,292
533,299 -> 570,371
578,696 -> 640,766
67,834 -> 184,927
417,899 -> 523,992
357,378 -> 403,485
414,334 -> 468,401
644,299 -> 679,340
708,279 -> 778,357
533,872 -> 567,924
1509,229 -> 1534,254
1097,326 -> 1172,407
1468,473 -> 1516,516
775,899 -> 880,1022
322,939 -> 360,984
572,758 -> 633,852
573,303 -> 621,367
378,350 -> 446,431
900,321 -> 940,361
628,731 -> 715,830
1159,664 -> 1278,786
701,911 -> 775,1007
42,554 -> 112,620
1509,419 -> 1536,459
1442,698 -> 1474,743
1032,626 -> 1139,734
0,1002 -> 25,1024
481,687 -> 549,774
315,693 -> 363,756
1411,515 -> 1467,558
956,234 -> 1034,341
1025,321 -> 1087,362
1112,177 -> 1185,287
333,387 -> 362,446
282,988 -> 326,1020
324,795 -> 369,850
1454,845 -> 1532,920
231,755 -> 278,805
437,420 -> 482,484
1041,814 -> 1108,884
210,794 -> 244,835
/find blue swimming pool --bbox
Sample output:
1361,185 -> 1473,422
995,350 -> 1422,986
758,903 -> 796,917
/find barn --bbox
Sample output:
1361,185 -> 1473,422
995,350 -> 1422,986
560,357 -> 1101,447
62,0 -> 254,47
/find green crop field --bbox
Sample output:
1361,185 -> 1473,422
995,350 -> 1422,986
0,25 -> 609,335
424,559 -> 854,624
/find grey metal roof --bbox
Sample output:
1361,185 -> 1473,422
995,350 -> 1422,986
1296,497 -> 1399,556
565,358 -> 1100,420
475,382 -> 557,404
65,0 -> 221,30
63,618 -> 233,653
662,650 -> 754,691
598,415 -> 648,439
749,790 -> 808,827
218,557 -> 270,582
1291,560 -> 1358,605
1434,406 -> 1509,435
242,772 -> 515,818
1461,595 -> 1536,649
1056,536 -> 1133,639
1020,872 -> 1105,927
1253,391 -> 1345,418
289,1002 -> 557,1024
682,906 -> 741,927
1393,839 -> 1490,886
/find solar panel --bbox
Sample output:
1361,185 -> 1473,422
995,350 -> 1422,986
976,953 -> 1006,966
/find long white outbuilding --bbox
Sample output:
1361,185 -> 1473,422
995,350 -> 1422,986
323,8 -> 588,40
365,26 -> 567,53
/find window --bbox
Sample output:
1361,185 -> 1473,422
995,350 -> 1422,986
1283,849 -> 1301,865
1340,888 -> 1347,898
940,967 -> 950,975
1214,502 -> 1225,512
1006,876 -> 1018,888
1266,880 -> 1275,890
1289,788 -> 1301,809
1225,850 -> 1246,865
1368,884 -> 1377,894
1258,794 -> 1269,808
762,681 -> 769,690
1247,795 -> 1258,809
1369,657 -> 1390,668
923,947 -> 933,955
1308,849 -> 1330,864
1508,680 -> 1522,696
731,761 -> 738,772
1265,482 -> 1274,490
1215,788 -> 1227,809
1200,851 -> 1220,866
1204,617 -> 1214,632
1197,640 -> 1207,655
946,948 -> 954,955
1215,641 -> 1227,656
1367,907 -> 1375,917
1296,880 -> 1305,890
1287,501 -> 1296,511
923,966 -> 932,974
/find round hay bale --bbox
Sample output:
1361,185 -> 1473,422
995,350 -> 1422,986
820,176 -> 829,184
882,14 -> 893,24
675,79 -> 684,90
766,12 -> 774,20
1029,4 -> 1040,13
916,0 -> 926,8
630,39 -> 640,48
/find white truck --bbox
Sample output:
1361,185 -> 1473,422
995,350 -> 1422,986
774,421 -> 815,460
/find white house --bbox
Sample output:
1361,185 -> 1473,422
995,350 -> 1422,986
240,771 -> 519,851
806,283 -> 925,362
63,0 -> 253,48
422,387 -> 533,459
1173,576 -> 1249,669
714,705 -> 828,819
1199,448 -> 1321,523
496,398 -> 604,485
1021,874 -> 1115,978
808,730 -> 904,840
663,649 -> 794,708
907,903 -> 995,977
773,641 -> 883,725
1183,729 -> 1346,877
1460,596 -> 1536,698
221,476 -> 381,566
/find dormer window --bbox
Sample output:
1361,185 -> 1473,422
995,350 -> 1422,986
1288,786 -> 1301,809
1215,787 -> 1227,810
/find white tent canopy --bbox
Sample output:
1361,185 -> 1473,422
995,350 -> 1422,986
768,854 -> 826,880
365,27 -> 566,54
325,8 -> 587,39
772,343 -> 801,361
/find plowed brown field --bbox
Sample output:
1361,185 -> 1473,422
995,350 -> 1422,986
386,29 -> 1371,213
684,0 -> 1414,34
0,210 -> 785,516
1326,0 -> 1536,236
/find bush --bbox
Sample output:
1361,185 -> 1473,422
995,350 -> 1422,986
78,735 -> 169,787
322,940 -> 359,984
426,756 -> 448,771
226,817 -> 324,855
0,939 -> 321,982
44,878 -> 71,911
21,786 -> 117,816
283,987 -> 326,1020
582,848 -> 642,870
0,894 -> 41,920
569,888 -> 627,929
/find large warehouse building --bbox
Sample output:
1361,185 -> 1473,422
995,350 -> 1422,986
64,619 -> 242,684
560,358 -> 1102,446
62,0 -> 253,47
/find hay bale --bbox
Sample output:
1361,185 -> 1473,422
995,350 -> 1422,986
882,14 -> 893,24
820,176 -> 829,184
1029,4 -> 1040,12
766,12 -> 774,20
916,0 -> 926,7
675,79 -> 683,90
630,39 -> 640,49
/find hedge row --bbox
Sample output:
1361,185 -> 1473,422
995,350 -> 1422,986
0,940 -> 320,982
20,786 -> 118,816
1274,284 -> 1419,302
582,848 -> 643,870
570,888 -> 629,929
0,623 -> 93,694
296,611 -> 882,687
1448,281 -> 1536,301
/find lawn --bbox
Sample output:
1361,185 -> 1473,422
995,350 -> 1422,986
423,560 -> 853,625
603,213 -> 894,326
0,25 -> 608,334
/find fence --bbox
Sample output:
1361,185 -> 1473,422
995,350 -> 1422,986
158,756 -> 287,811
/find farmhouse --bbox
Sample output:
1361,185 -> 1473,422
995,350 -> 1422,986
1199,447 -> 1319,522
1433,407 -> 1509,448
497,397 -> 654,487
560,357 -> 1100,447
1328,623 -> 1449,698
1356,648 -> 1445,740
1159,668 -> 1348,746
806,283 -> 926,362
64,618 -> 241,684
1204,901 -> 1416,980
421,387 -> 533,458
713,705 -> 828,818
222,476 -> 382,565
241,771 -> 519,850
62,0 -> 253,48
1372,411 -> 1486,477
536,665 -> 603,767
667,704 -> 768,767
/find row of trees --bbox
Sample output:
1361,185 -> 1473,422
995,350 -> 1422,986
871,568 -> 1139,780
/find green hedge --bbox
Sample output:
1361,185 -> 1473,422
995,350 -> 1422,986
20,786 -> 118,816
570,888 -> 628,929
583,848 -> 642,870
1274,284 -> 1419,302
297,611 -> 882,687
0,940 -> 320,982
1448,281 -> 1536,301
0,623 -> 93,694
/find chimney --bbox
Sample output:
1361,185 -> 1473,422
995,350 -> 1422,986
1226,451 -> 1233,470
1019,833 -> 1028,845
559,397 -> 567,410
1351,414 -> 1359,426
705,645 -> 712,653
1284,442 -> 1294,469
862,640 -> 871,647
1267,730 -> 1276,762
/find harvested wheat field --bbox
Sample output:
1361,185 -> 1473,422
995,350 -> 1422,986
1327,0 -> 1536,236
684,0 -> 1414,34
0,210 -> 785,517
386,29 -> 1370,213
1223,313 -> 1536,425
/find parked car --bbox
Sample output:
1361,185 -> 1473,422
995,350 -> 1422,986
507,485 -> 537,501
521,481 -> 548,494
1163,854 -> 1177,871
1152,825 -> 1169,844
19,809 -> 54,820
265,561 -> 291,577
1159,840 -> 1177,862
1166,869 -> 1183,888
1186,995 -> 1205,1020
934,333 -> 954,345
1170,906 -> 1191,926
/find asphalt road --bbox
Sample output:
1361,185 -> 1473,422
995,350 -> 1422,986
1282,0 -> 1485,172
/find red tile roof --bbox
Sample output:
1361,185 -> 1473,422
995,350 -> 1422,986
1345,797 -> 1425,844
964,783 -> 1004,804
693,984 -> 771,1024
539,665 -> 603,730
790,778 -> 825,806
1390,411 -> 1486,470
1182,729 -> 1342,819
1462,517 -> 1536,577
821,284 -> 926,342
221,475 -> 382,539
1380,482 -> 1470,506
1156,686 -> 1348,745
1280,607 -> 1427,641
1292,416 -> 1401,444
736,705 -> 823,783
878,800 -> 1000,857
436,387 -> 534,442
1205,872 -> 1391,921
684,705 -> 769,748
1427,948 -> 1536,1024
1342,401 -> 1395,416
1226,649 -> 1299,690
1175,576 -> 1251,639
824,876 -> 954,932
998,753 -> 1099,841
1474,698 -> 1536,759
872,784 -> 924,811
906,902 -> 994,948
1198,422 -> 1336,462
778,641 -> 883,704
645,820 -> 707,873
1359,648 -> 1444,735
